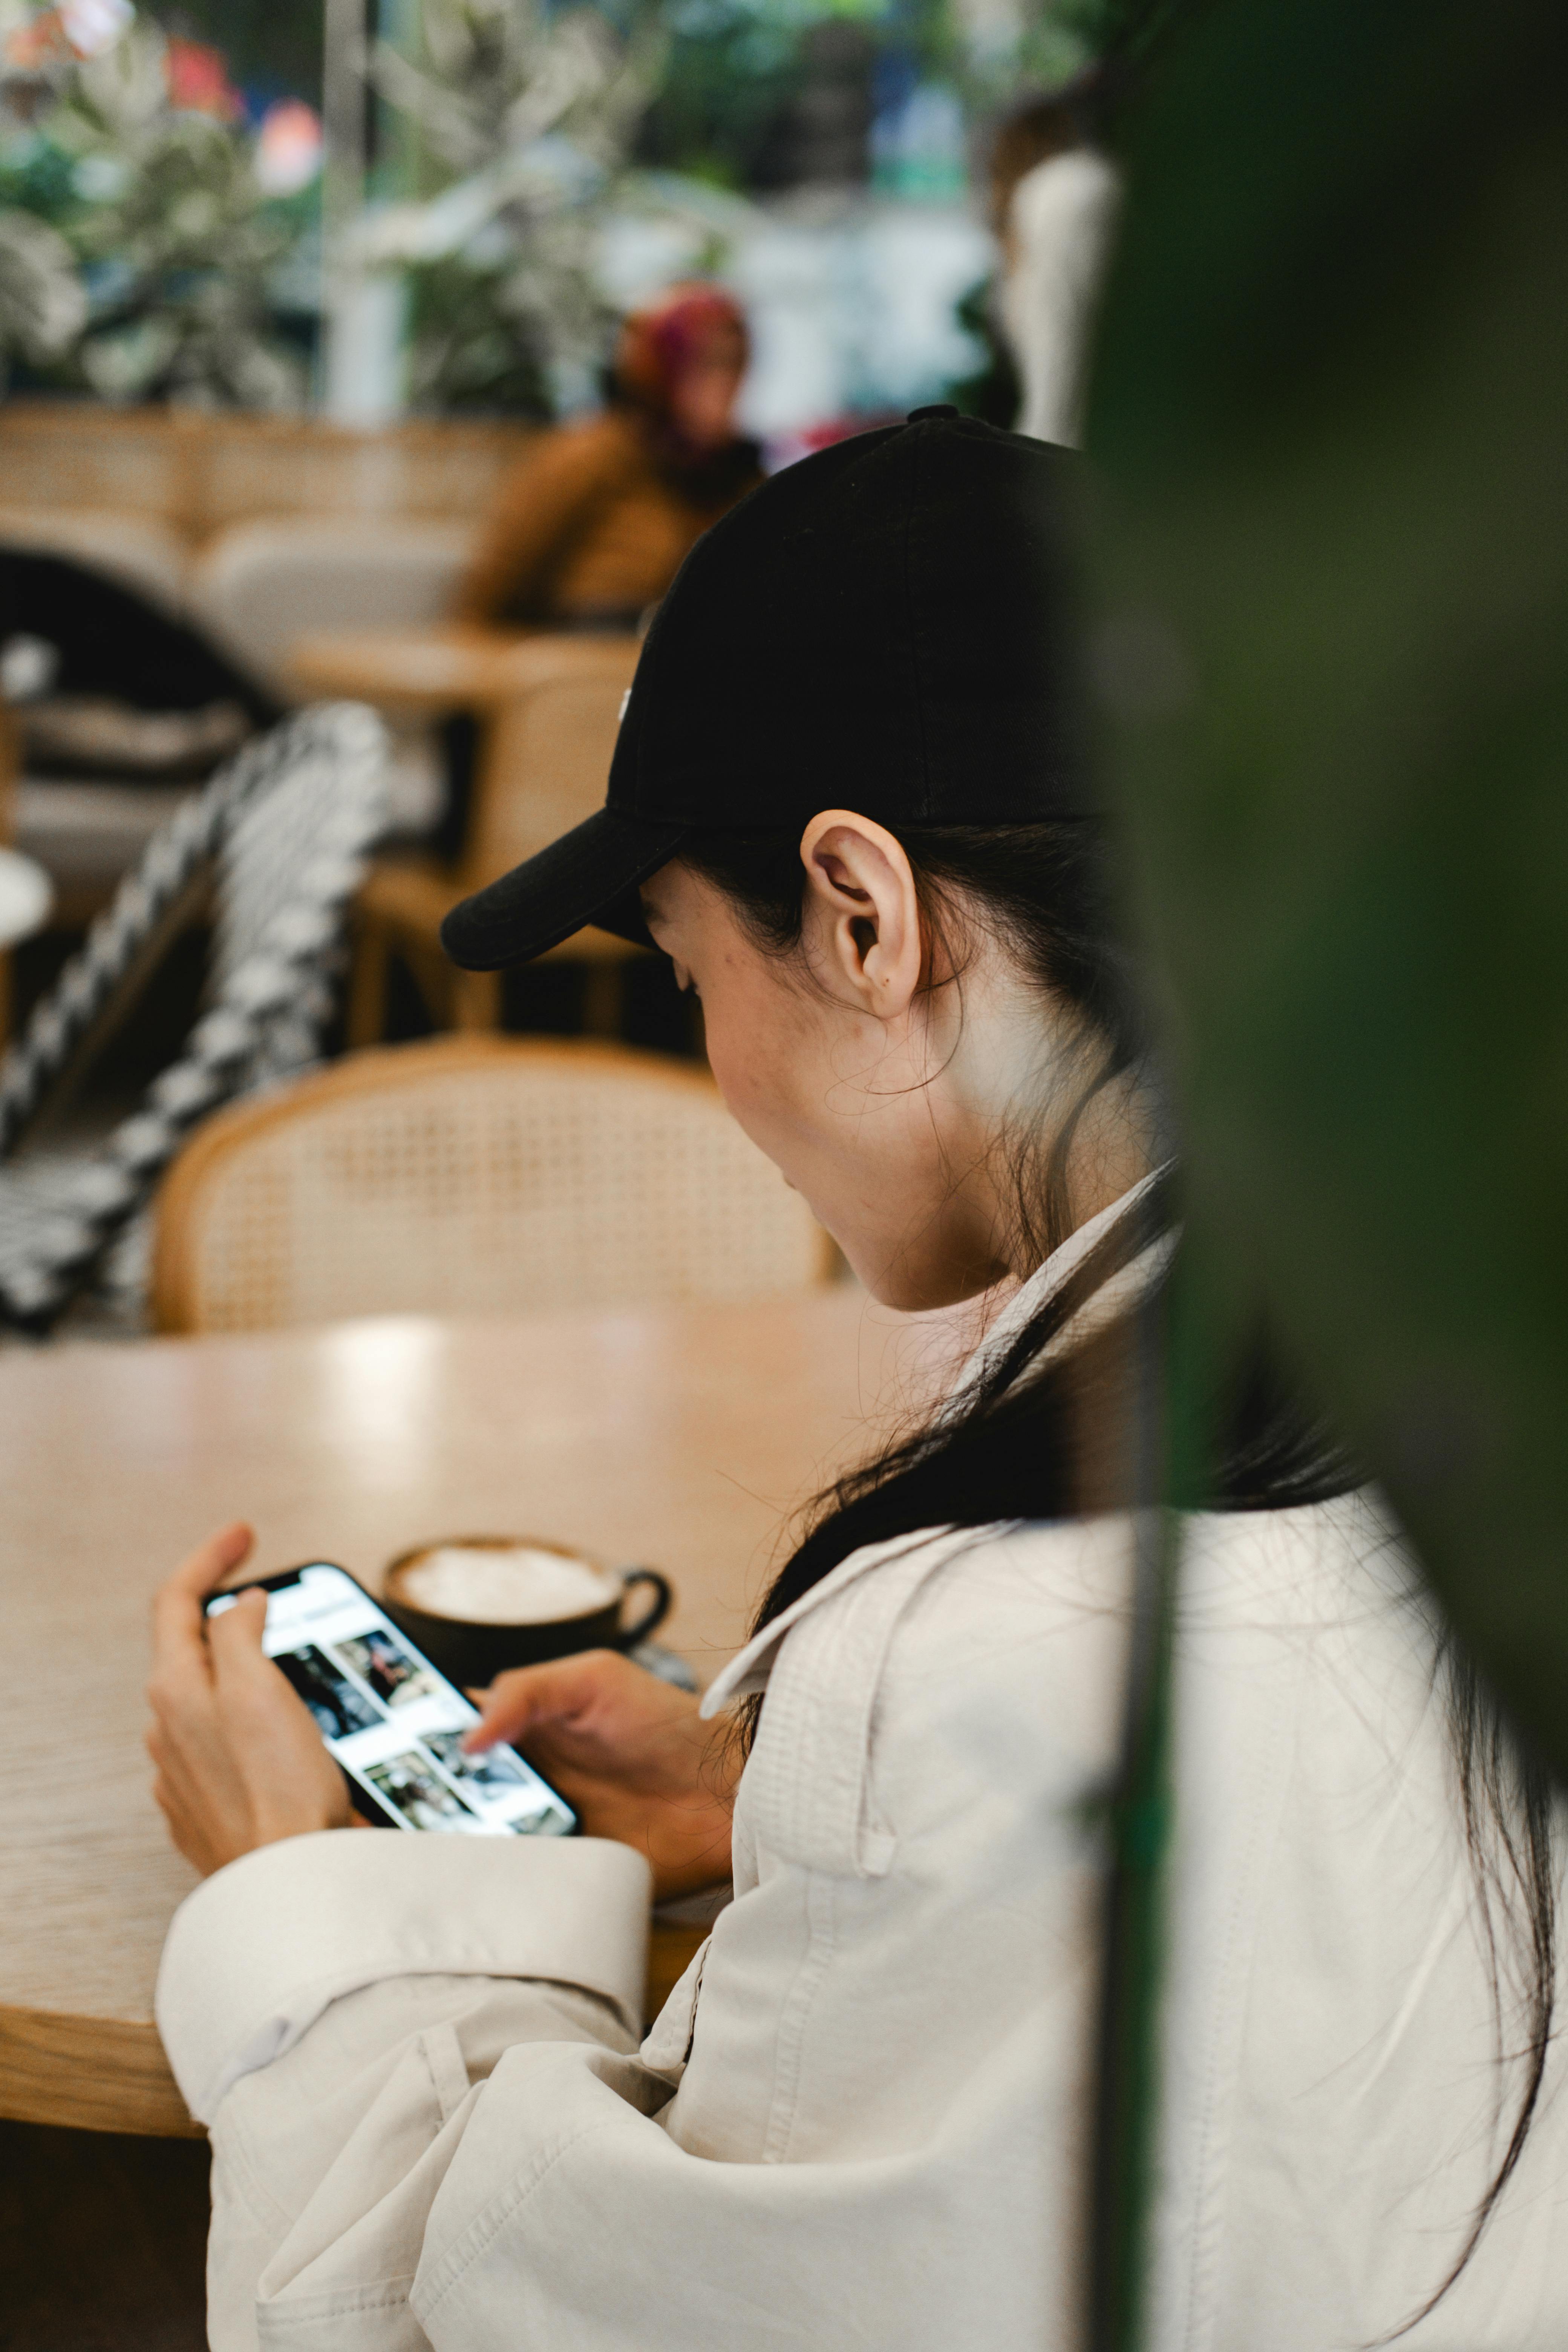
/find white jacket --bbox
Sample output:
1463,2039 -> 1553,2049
157,1206 -> 1568,2351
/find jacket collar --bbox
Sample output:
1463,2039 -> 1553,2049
944,1160 -> 1175,1409
701,1165 -> 1175,1718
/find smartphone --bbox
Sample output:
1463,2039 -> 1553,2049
205,1561 -> 578,1839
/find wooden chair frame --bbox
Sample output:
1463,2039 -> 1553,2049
348,635 -> 646,1046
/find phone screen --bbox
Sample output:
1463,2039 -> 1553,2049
207,1562 -> 577,1839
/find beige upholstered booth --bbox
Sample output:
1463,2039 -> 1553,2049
151,1035 -> 836,1334
348,635 -> 645,1041
190,519 -> 477,698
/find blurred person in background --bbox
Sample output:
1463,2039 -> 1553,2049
991,89 -> 1121,448
432,282 -> 763,859
453,283 -> 763,634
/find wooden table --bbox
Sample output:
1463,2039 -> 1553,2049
288,623 -> 568,714
0,1290 -> 967,2137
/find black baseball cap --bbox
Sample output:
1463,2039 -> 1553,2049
442,408 -> 1092,972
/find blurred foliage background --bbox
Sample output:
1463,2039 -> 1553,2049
0,0 -> 1141,418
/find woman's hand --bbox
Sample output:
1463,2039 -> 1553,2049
466,1651 -> 737,1902
146,1523 -> 352,1877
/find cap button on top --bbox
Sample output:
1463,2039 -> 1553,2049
906,404 -> 960,423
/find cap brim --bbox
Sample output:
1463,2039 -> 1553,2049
440,807 -> 689,971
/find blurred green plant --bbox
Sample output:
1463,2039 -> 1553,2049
0,11 -> 314,404
1089,0 -> 1568,1784
1071,4 -> 1568,2341
354,0 -> 749,415
401,246 -> 556,414
0,196 -> 83,381
371,0 -> 663,187
52,23 -> 306,403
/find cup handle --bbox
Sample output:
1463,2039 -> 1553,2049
614,1568 -> 672,1649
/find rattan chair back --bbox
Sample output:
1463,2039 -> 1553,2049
460,638 -> 639,892
152,1034 -> 836,1333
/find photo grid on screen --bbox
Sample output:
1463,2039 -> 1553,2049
251,1571 -> 573,1839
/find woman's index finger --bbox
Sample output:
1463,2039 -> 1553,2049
462,1654 -> 606,1751
462,1662 -> 559,1751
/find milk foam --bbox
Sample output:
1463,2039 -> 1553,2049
399,1546 -> 616,1625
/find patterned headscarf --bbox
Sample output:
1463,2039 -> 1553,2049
614,283 -> 749,420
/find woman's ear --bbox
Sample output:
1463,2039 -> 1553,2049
798,811 -> 923,1015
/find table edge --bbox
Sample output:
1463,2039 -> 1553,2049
0,2002 -> 201,2138
1,1923 -> 708,2139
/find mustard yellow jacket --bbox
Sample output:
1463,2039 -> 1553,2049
454,410 -> 762,628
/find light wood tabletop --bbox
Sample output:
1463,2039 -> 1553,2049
286,623 -> 634,714
0,1289 -> 967,2137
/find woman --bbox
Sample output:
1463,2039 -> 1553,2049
452,282 -> 763,632
147,413 -> 1566,2348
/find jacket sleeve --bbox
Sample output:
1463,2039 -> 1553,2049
450,428 -> 621,623
187,1945 -> 1054,2352
156,1830 -> 652,2352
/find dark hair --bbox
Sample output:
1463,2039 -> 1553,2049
679,815 -> 1557,2324
1404,1645 -> 1560,2334
988,93 -> 1092,236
